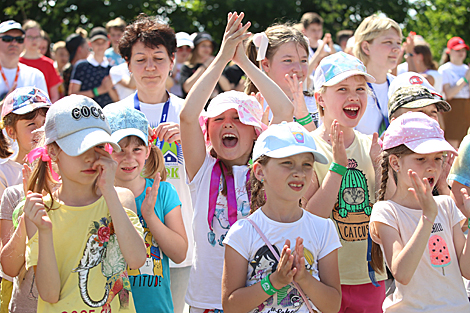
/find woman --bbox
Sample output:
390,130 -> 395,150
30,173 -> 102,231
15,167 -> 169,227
108,15 -> 194,313
438,36 -> 470,148
179,32 -> 230,99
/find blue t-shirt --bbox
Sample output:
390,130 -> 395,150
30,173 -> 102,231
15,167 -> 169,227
129,179 -> 182,313
105,47 -> 125,66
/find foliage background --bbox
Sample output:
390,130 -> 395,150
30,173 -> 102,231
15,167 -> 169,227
1,0 -> 467,62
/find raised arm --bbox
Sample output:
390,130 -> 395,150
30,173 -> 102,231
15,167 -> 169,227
180,12 -> 251,181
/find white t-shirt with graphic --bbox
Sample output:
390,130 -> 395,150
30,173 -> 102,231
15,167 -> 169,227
113,93 -> 194,268
223,208 -> 341,313
186,152 -> 251,309
370,196 -> 469,312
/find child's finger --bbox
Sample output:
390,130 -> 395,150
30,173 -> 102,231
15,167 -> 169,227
461,188 -> 470,201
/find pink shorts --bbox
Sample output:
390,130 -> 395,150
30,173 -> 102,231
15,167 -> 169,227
338,281 -> 385,313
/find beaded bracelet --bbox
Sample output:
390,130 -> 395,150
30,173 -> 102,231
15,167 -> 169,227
296,114 -> 313,126
329,162 -> 347,176
260,273 -> 279,296
92,87 -> 100,97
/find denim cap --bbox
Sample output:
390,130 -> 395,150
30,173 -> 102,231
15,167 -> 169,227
388,85 -> 450,119
388,72 -> 437,99
2,87 -> 51,119
44,95 -> 120,156
103,104 -> 149,144
313,52 -> 375,92
383,111 -> 457,155
0,20 -> 24,34
253,121 -> 328,164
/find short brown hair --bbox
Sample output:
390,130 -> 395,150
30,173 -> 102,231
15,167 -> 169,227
300,12 -> 323,29
119,14 -> 176,62
106,17 -> 126,33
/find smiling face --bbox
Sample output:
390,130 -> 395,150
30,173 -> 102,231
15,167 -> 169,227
111,136 -> 150,185
207,108 -> 257,167
391,151 -> 443,190
262,41 -> 308,98
6,108 -> 46,157
128,41 -> 174,93
364,28 -> 401,70
317,75 -> 368,128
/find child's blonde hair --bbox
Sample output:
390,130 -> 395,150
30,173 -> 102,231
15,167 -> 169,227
353,15 -> 402,66
245,24 -> 309,95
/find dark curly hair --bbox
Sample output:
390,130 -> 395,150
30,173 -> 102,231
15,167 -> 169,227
119,14 -> 176,62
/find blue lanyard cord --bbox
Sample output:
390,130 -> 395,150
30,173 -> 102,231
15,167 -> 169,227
367,232 -> 381,287
367,77 -> 390,134
134,91 -> 170,149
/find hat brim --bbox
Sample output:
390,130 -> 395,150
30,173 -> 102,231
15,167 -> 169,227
405,137 -> 458,156
56,128 -> 121,157
201,102 -> 239,118
177,40 -> 194,49
90,35 -> 108,42
13,103 -> 50,115
400,98 -> 451,112
111,128 -> 148,145
449,44 -> 470,52
263,146 -> 329,164
323,70 -> 376,87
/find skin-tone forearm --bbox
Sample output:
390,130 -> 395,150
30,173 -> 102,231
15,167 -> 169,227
182,65 -> 207,93
101,188 -> 146,269
443,80 -> 468,100
1,217 -> 28,277
69,83 -> 109,98
143,207 -> 187,264
49,85 -> 60,103
35,228 -> 61,303
305,171 -> 343,218
108,87 -> 119,102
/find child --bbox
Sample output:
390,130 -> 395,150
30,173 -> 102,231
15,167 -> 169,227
103,104 -> 187,313
180,12 -> 294,312
370,112 -> 470,312
222,121 -> 342,313
0,87 -> 50,197
23,95 -> 146,312
305,52 -> 388,312
353,15 -> 403,135
245,24 -> 318,129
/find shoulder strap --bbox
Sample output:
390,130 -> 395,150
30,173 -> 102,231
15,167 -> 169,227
247,218 -> 317,313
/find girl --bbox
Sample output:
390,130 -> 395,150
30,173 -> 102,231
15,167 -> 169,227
103,104 -> 187,313
245,24 -> 319,130
23,95 -> 146,313
180,12 -> 294,313
222,121 -> 341,313
353,14 -> 403,135
438,36 -> 470,148
370,112 -> 470,312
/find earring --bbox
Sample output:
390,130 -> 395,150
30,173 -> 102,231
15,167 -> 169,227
260,178 -> 264,183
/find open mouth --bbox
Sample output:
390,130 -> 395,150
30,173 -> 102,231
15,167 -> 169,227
288,182 -> 304,191
222,134 -> 238,148
427,177 -> 435,186
121,166 -> 137,173
343,106 -> 359,119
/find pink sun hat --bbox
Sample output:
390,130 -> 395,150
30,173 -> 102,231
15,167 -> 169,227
383,111 -> 457,155
199,90 -> 268,144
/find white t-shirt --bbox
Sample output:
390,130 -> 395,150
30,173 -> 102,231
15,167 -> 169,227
223,208 -> 341,313
396,63 -> 443,95
370,196 -> 470,313
110,62 -> 135,101
186,152 -> 251,309
356,73 -> 395,135
439,62 -> 470,99
111,93 -> 194,268
0,63 -> 48,100
0,159 -> 23,200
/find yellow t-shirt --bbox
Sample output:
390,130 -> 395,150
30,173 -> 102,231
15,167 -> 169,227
311,130 -> 387,285
26,194 -> 143,313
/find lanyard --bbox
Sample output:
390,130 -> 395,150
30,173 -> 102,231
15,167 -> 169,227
0,64 -> 19,92
133,91 -> 170,149
367,77 -> 390,135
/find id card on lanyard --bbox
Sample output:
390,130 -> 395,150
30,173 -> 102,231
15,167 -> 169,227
367,77 -> 390,136
133,91 -> 170,150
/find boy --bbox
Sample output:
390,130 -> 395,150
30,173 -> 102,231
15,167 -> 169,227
105,17 -> 126,66
305,52 -> 388,313
69,27 -> 118,108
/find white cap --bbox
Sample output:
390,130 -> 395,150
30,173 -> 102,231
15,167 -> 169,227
388,72 -> 437,99
176,32 -> 194,49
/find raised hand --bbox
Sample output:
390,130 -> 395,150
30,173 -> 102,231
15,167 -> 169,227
330,120 -> 347,167
408,169 -> 438,221
92,146 -> 118,194
22,164 -> 32,195
436,152 -> 454,193
154,122 -> 181,145
369,132 -> 382,168
219,12 -> 251,64
141,172 -> 161,221
270,239 -> 296,290
460,188 -> 470,219
285,74 -> 309,119
292,237 -> 308,284
24,191 -> 52,231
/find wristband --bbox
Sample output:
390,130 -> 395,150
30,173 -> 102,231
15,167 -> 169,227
463,77 -> 469,84
296,114 -> 313,126
329,162 -> 347,176
92,87 -> 99,97
260,273 -> 279,296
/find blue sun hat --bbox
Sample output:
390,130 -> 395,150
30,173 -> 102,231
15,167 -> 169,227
253,121 -> 328,164
103,104 -> 149,144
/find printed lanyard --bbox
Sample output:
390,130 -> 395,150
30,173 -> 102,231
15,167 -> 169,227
133,91 -> 170,149
0,64 -> 19,91
367,77 -> 390,135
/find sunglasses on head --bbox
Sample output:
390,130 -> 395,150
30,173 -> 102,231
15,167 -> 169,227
1,35 -> 25,44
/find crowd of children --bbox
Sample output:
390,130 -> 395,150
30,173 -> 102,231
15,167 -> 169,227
0,8 -> 469,313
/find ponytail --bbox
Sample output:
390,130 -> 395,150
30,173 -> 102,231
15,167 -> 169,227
244,37 -> 260,95
246,155 -> 270,214
143,144 -> 167,181
0,131 -> 13,159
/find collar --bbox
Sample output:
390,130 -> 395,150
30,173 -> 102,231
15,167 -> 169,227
87,54 -> 109,68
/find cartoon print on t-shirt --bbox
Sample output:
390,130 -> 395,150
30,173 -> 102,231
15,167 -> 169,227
429,234 -> 451,276
332,159 -> 372,242
161,141 -> 184,180
128,230 -> 163,278
250,245 -> 280,281
73,216 -> 131,311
